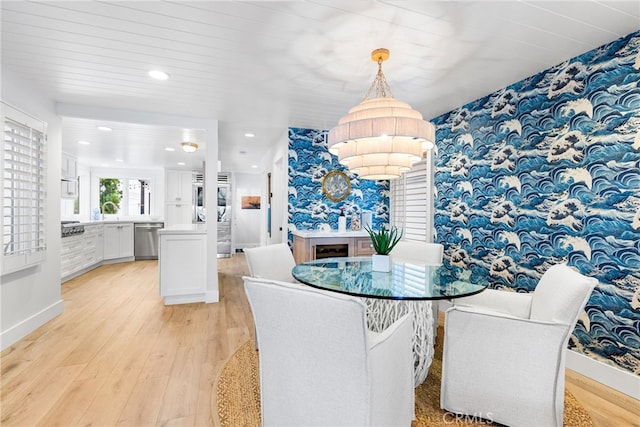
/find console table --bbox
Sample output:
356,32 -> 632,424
290,230 -> 375,263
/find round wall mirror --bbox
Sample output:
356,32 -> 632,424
322,170 -> 351,202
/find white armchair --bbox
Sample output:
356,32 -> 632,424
243,276 -> 415,427
244,243 -> 297,282
440,263 -> 597,427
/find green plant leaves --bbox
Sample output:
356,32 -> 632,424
364,224 -> 403,255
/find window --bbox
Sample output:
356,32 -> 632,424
127,179 -> 150,215
99,178 -> 151,216
2,102 -> 47,275
390,156 -> 434,242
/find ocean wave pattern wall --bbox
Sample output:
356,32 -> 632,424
288,127 -> 390,245
433,31 -> 640,374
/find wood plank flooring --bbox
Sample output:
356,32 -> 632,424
1,255 -> 638,426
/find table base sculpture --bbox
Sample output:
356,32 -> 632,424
364,298 -> 434,387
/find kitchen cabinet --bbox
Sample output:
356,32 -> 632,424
61,179 -> 78,199
164,203 -> 192,228
61,224 -> 104,281
82,224 -> 104,268
61,153 -> 78,199
165,170 -> 193,203
159,225 -> 208,305
61,153 -> 77,180
61,234 -> 84,279
165,170 -> 194,228
103,223 -> 134,260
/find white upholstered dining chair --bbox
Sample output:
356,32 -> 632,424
440,263 -> 597,427
244,243 -> 298,283
391,241 -> 444,266
391,240 -> 444,335
243,276 -> 415,427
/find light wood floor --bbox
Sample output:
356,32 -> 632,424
1,255 -> 638,426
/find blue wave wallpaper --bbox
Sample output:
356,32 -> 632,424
287,127 -> 390,245
433,31 -> 640,374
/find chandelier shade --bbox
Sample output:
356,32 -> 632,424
327,49 -> 435,180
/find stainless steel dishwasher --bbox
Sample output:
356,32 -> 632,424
134,222 -> 164,260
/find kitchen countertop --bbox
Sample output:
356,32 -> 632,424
65,219 -> 165,226
158,223 -> 207,235
290,229 -> 370,238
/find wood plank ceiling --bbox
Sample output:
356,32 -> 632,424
2,1 -> 639,172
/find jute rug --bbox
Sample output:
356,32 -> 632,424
215,330 -> 594,426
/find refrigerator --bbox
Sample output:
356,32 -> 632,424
217,173 -> 232,257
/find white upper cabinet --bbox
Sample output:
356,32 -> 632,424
61,153 -> 77,180
165,170 -> 193,203
61,153 -> 78,199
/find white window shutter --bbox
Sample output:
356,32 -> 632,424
390,152 -> 435,242
2,102 -> 47,275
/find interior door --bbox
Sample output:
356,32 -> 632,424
269,156 -> 284,245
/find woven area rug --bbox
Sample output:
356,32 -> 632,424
215,332 -> 594,427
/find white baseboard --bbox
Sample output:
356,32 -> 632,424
566,348 -> 640,400
1,299 -> 64,351
101,256 -> 135,265
205,290 -> 219,303
163,292 -> 219,305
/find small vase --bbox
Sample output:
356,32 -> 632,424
371,254 -> 391,272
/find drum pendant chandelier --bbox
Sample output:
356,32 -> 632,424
327,48 -> 436,180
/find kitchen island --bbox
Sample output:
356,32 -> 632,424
158,223 -> 214,305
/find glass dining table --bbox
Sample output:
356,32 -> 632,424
292,256 -> 488,386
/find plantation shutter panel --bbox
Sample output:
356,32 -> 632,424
390,154 -> 434,242
2,102 -> 47,275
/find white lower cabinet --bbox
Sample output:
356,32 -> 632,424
82,224 -> 104,268
104,223 -> 134,260
61,234 -> 85,279
159,231 -> 206,305
61,224 -> 105,281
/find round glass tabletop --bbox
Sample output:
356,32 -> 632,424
292,257 -> 487,300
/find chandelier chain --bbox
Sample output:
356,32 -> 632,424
363,58 -> 394,101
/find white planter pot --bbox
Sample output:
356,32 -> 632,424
371,254 -> 391,272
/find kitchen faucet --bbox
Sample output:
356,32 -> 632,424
101,201 -> 118,220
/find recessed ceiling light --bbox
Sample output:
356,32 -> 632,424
177,162 -> 186,166
251,164 -> 258,168
165,147 -> 175,152
78,140 -> 91,145
97,126 -> 112,132
115,159 -> 123,163
148,70 -> 170,80
101,163 -> 110,167
244,133 -> 255,138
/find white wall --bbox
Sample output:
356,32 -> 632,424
267,129 -> 289,246
233,172 -> 263,250
1,69 -> 64,350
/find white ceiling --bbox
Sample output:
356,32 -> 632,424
2,1 -> 639,173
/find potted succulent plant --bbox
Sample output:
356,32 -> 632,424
364,224 -> 403,272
